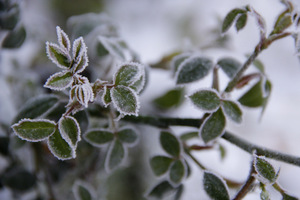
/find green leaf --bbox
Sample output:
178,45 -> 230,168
2,168 -> 36,191
117,128 -> 138,145
84,129 -> 114,147
160,131 -> 181,158
13,95 -> 59,123
153,88 -> 185,110
46,42 -> 71,69
272,13 -> 292,35
174,184 -> 184,200
254,156 -> 278,183
150,156 -> 173,176
180,131 -> 198,141
102,86 -> 112,107
217,57 -> 242,78
105,139 -> 125,171
176,56 -> 213,85
58,116 -> 81,148
260,183 -> 270,200
171,53 -> 191,74
47,129 -> 75,160
221,100 -> 242,123
111,85 -> 139,116
44,71 -> 73,91
222,8 -> 246,33
2,25 -> 26,48
203,171 -> 230,200
129,72 -> 146,94
147,181 -> 174,199
238,80 -> 264,107
169,160 -> 186,185
73,181 -> 95,200
12,119 -> 56,142
114,63 -> 142,86
235,13 -> 248,31
200,108 -> 226,143
189,89 -> 220,112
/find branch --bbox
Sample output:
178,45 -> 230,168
123,115 -> 300,167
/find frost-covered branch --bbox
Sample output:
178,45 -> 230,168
123,115 -> 300,167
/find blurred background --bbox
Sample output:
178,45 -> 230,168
1,0 -> 300,199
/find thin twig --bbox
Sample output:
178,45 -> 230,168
233,164 -> 257,200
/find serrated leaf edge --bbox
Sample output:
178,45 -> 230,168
110,85 -> 140,116
12,118 -> 57,142
46,42 -> 71,69
44,70 -> 74,91
47,132 -> 76,161
58,116 -> 81,148
56,26 -> 71,53
113,62 -> 145,87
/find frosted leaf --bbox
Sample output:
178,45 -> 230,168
235,13 -> 248,31
71,50 -> 89,74
176,56 -> 213,85
72,37 -> 87,61
84,128 -> 114,147
169,159 -> 187,187
113,62 -> 145,87
160,131 -> 181,158
71,82 -> 94,108
254,155 -> 279,184
46,42 -> 71,69
102,86 -> 112,107
222,8 -> 246,33
203,171 -> 230,200
150,155 -> 173,176
58,116 -> 81,148
105,139 -> 126,172
117,127 -> 139,147
249,6 -> 267,38
44,71 -> 73,91
221,100 -> 242,124
56,26 -> 71,52
129,72 -> 146,94
217,57 -> 242,78
200,108 -> 226,144
98,36 -> 125,60
147,181 -> 175,199
47,128 -> 76,160
110,85 -> 140,116
12,119 -> 56,142
188,89 -> 221,112
171,53 -> 191,74
73,180 -> 96,200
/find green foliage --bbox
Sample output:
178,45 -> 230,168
203,171 -> 230,200
4,1 -> 300,200
176,56 -> 213,85
200,108 -> 226,143
189,89 -> 220,112
153,88 -> 184,110
160,131 -> 181,158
